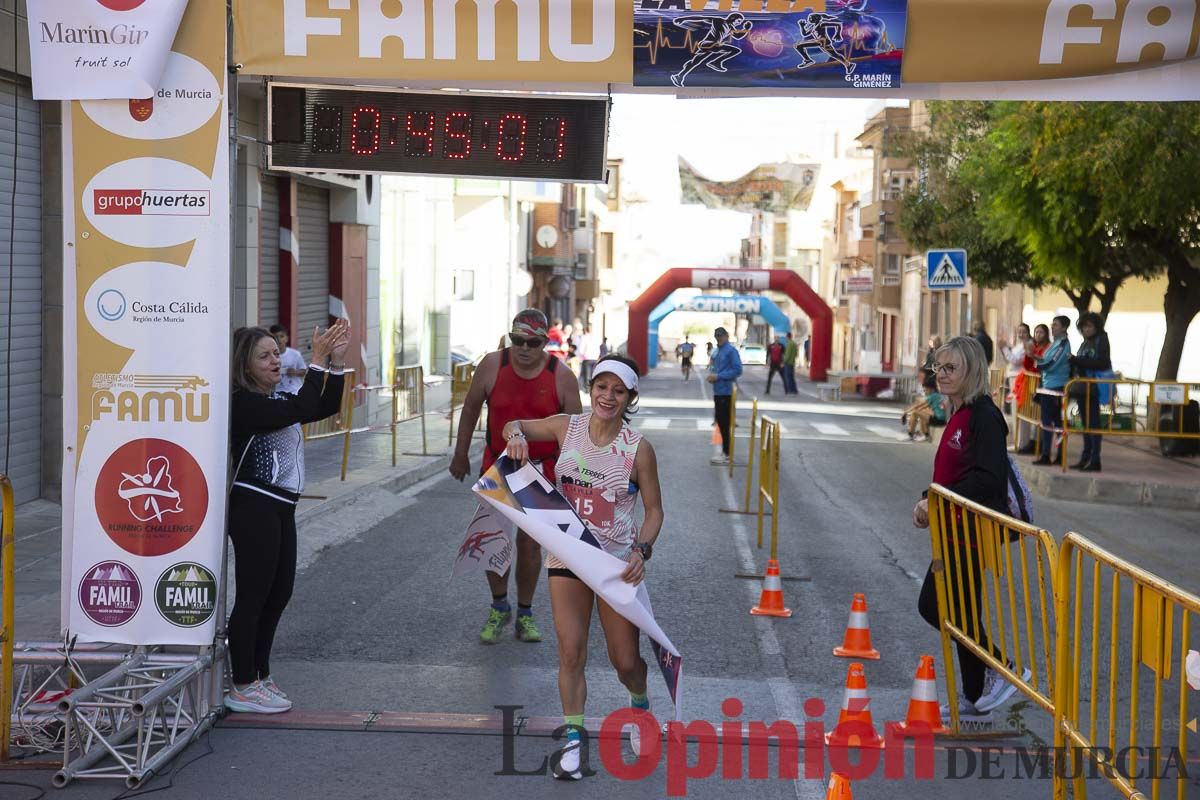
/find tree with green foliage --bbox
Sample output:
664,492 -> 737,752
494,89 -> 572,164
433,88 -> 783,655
900,101 -> 1200,380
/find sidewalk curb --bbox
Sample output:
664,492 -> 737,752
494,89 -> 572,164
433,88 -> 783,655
295,452 -> 453,527
1026,467 -> 1200,510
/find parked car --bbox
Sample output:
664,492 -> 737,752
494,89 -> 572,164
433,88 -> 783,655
738,344 -> 767,366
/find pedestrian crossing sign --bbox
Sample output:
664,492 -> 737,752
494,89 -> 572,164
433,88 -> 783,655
926,249 -> 967,289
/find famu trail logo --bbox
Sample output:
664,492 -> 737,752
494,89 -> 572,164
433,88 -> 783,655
79,560 -> 141,627
155,562 -> 216,627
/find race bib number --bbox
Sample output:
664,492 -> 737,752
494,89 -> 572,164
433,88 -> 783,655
561,482 -> 616,529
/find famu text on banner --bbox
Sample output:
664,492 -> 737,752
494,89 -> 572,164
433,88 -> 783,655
25,0 -> 187,100
234,0 -> 634,83
474,457 -> 683,718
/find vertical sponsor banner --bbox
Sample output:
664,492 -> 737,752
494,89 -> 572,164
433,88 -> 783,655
634,0 -> 906,89
61,0 -> 229,644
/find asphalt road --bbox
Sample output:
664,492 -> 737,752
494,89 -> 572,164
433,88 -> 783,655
7,365 -> 1199,799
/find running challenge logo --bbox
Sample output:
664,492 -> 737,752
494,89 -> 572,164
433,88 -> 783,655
94,438 -> 209,557
93,189 -> 210,216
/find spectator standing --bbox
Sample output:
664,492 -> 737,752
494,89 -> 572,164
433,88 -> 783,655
579,326 -> 602,385
225,322 -> 349,713
269,324 -> 307,396
972,322 -> 995,365
1032,316 -> 1072,465
782,333 -> 799,394
706,327 -> 742,466
1069,313 -> 1111,472
911,336 -> 1028,724
765,338 -> 785,394
922,336 -> 943,380
1014,324 -> 1049,454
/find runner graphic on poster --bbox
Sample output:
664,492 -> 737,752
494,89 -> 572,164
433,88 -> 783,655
634,0 -> 907,90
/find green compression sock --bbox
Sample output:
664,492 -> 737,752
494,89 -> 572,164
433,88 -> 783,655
630,692 -> 650,710
563,714 -> 585,740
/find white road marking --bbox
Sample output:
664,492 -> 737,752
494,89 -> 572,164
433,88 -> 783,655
811,422 -> 850,436
636,418 -> 671,430
695,418 -> 712,431
865,424 -> 910,441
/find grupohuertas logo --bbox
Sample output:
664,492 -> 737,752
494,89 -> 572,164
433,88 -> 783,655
93,189 -> 210,216
155,562 -> 216,627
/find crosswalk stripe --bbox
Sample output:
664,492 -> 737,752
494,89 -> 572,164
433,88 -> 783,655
637,418 -> 671,430
811,422 -> 850,436
695,419 -> 712,430
865,424 -> 909,441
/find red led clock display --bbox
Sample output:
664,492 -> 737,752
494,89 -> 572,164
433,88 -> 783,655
270,85 -> 609,183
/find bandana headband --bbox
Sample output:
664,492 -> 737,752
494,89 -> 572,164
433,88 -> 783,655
510,310 -> 549,339
591,361 -> 639,392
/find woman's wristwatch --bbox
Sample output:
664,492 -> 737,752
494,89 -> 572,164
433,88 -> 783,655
632,542 -> 653,561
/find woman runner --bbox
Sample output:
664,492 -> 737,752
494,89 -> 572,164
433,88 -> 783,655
501,354 -> 664,780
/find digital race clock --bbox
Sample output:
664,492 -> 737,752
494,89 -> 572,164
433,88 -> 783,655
268,84 -> 610,183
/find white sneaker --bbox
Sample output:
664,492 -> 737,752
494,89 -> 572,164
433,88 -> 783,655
709,455 -> 729,465
224,681 -> 292,714
939,696 -> 993,726
262,676 -> 288,700
553,738 -> 583,780
975,664 -> 1033,712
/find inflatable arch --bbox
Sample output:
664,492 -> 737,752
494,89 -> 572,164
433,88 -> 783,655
628,268 -> 832,381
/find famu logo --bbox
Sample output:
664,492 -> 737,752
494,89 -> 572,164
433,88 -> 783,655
91,374 -> 211,424
155,562 -> 216,627
93,189 -> 210,216
79,560 -> 141,627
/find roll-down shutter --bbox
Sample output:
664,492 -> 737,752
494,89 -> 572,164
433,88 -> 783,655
295,184 -> 329,355
0,82 -> 42,504
258,176 -> 280,327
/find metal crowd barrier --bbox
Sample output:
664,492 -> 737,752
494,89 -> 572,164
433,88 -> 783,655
448,362 -> 477,447
728,384 -> 738,478
1059,377 -> 1200,471
720,395 -> 759,516
1013,369 -> 1044,453
1,474 -> 13,761
926,484 -> 1060,733
755,415 -> 782,557
1052,535 -> 1198,800
302,368 -> 356,481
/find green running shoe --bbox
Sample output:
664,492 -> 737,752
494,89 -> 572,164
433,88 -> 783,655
480,608 -> 511,644
514,614 -> 542,643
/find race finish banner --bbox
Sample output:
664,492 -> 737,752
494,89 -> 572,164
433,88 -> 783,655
680,158 -> 820,214
233,0 -> 633,83
473,457 -> 683,719
26,0 -> 188,100
634,0 -> 906,89
61,0 -> 229,645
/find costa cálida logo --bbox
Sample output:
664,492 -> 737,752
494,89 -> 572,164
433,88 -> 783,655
79,560 -> 141,627
94,438 -> 209,557
93,189 -> 210,216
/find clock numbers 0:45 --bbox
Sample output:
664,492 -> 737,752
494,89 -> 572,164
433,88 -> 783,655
312,104 -> 569,163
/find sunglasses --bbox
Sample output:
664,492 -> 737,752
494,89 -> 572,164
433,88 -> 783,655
932,362 -> 958,376
510,335 -> 546,349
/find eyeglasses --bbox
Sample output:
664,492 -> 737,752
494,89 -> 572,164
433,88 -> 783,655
932,362 -> 958,376
510,335 -> 546,349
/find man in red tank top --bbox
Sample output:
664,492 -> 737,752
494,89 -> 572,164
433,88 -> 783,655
449,309 -> 582,644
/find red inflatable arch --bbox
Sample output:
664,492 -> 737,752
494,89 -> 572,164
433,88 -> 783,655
627,268 -> 832,381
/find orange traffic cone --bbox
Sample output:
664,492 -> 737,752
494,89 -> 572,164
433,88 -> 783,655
825,773 -> 853,800
826,662 -> 885,749
833,593 -> 880,660
887,655 -> 949,736
750,559 -> 792,617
